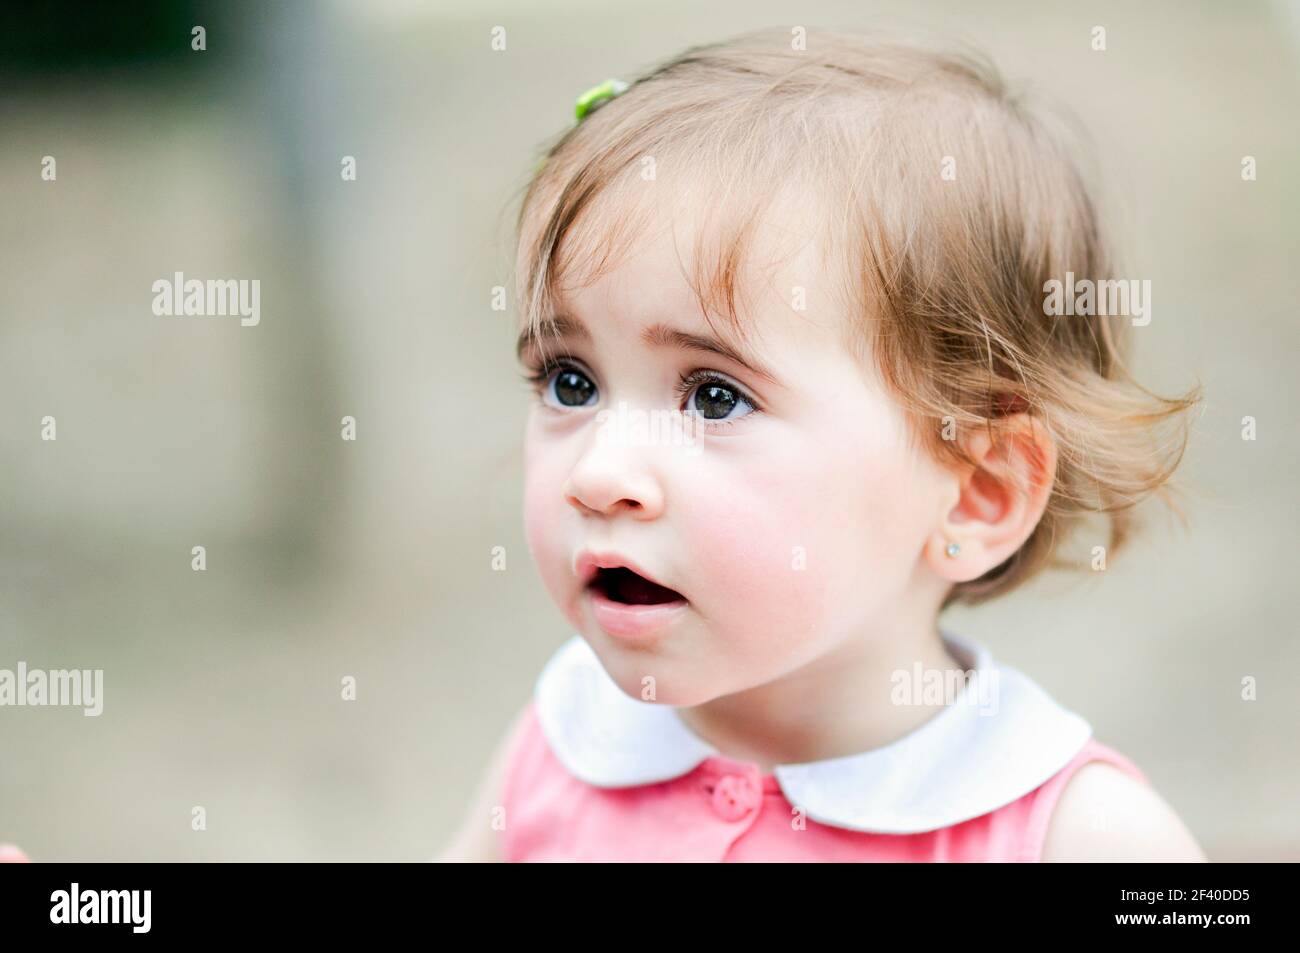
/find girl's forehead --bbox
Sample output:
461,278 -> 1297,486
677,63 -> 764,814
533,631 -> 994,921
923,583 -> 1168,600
525,230 -> 851,394
542,181 -> 841,343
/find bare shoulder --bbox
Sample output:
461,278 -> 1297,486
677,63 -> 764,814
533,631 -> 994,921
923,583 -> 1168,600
432,700 -> 532,863
1040,761 -> 1208,862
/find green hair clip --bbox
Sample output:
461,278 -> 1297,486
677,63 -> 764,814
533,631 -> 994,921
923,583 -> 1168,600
574,78 -> 629,122
533,78 -> 630,176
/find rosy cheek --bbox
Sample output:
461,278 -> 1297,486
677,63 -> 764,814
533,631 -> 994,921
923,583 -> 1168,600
678,472 -> 834,650
522,434 -> 580,627
676,425 -> 918,655
521,475 -> 552,568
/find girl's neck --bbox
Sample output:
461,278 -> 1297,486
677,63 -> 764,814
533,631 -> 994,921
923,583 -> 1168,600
674,584 -> 963,774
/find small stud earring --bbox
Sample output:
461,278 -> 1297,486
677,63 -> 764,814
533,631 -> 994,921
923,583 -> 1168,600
945,542 -> 961,558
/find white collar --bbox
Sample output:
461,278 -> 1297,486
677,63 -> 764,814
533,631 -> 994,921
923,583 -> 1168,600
533,631 -> 1093,834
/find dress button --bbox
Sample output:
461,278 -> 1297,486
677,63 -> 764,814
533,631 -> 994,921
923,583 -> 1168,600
710,774 -> 760,822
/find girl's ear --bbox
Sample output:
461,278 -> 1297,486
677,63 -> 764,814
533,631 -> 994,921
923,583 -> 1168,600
925,414 -> 1058,583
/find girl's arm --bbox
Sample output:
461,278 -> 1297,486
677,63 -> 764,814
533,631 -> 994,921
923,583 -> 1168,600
1040,763 -> 1208,862
432,702 -> 529,863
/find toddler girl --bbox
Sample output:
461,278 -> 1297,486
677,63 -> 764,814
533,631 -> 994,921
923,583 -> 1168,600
440,26 -> 1206,862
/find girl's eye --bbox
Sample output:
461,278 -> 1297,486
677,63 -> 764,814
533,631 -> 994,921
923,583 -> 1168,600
679,372 -> 758,424
522,361 -> 759,425
529,362 -> 598,409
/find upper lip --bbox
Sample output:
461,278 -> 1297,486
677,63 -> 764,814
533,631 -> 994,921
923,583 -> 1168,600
574,550 -> 685,599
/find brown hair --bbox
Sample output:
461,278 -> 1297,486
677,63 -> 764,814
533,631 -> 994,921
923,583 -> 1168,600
512,26 -> 1202,608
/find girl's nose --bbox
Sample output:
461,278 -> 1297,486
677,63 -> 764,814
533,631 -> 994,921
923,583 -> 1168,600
563,443 -> 665,520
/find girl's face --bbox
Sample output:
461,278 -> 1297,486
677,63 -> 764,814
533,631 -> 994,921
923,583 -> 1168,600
519,207 -> 954,706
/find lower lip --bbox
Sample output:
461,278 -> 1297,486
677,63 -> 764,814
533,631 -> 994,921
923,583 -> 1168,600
586,588 -> 689,641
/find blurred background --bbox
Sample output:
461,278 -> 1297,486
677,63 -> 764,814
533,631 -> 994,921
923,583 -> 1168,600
1,0 -> 1296,861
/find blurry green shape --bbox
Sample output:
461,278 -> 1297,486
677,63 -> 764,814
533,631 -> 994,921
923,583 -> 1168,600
574,78 -> 628,122
532,78 -> 630,177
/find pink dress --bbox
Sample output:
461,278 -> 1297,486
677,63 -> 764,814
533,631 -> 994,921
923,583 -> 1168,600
499,632 -> 1149,862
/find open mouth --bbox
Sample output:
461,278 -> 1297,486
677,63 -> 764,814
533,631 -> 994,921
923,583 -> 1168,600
588,566 -> 686,606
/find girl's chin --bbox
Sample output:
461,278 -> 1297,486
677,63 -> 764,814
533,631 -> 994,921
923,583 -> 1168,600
586,642 -> 736,708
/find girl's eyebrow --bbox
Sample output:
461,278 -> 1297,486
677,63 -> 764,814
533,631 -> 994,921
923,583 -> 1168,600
515,314 -> 592,357
516,315 -> 779,385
